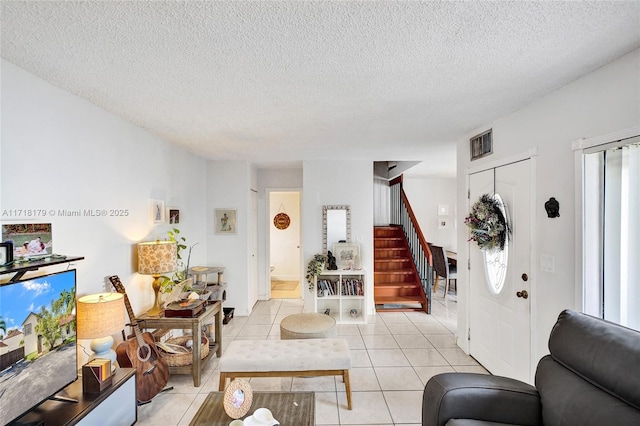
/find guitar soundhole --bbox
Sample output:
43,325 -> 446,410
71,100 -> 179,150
137,343 -> 152,362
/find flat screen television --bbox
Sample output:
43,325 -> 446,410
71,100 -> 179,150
0,269 -> 77,425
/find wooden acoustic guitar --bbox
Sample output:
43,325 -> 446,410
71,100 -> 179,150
109,275 -> 169,403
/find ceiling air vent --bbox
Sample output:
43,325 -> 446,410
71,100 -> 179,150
470,129 -> 492,161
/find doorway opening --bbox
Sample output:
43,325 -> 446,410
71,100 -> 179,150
268,190 -> 302,299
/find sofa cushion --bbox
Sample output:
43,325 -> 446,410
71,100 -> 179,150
536,355 -> 640,425
548,309 -> 640,410
423,373 -> 541,426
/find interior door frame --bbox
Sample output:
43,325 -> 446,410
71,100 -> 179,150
266,188 -> 303,300
464,148 -> 538,383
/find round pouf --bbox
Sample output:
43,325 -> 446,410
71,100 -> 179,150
280,313 -> 337,340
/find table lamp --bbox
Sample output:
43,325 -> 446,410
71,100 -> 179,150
76,292 -> 125,371
138,240 -> 177,316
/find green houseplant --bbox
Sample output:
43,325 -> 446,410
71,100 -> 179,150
306,253 -> 327,292
160,228 -> 198,293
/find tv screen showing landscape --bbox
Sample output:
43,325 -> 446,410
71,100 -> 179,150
0,269 -> 77,424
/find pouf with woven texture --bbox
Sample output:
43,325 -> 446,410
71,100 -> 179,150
280,312 -> 337,339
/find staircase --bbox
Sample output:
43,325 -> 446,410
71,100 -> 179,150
374,225 -> 429,313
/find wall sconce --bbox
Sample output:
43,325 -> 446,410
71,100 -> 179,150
76,292 -> 125,371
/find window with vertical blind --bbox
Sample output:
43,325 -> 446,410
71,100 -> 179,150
583,136 -> 640,330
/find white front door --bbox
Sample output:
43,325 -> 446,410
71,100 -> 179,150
469,159 -> 533,383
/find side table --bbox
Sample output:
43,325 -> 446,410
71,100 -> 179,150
136,301 -> 222,387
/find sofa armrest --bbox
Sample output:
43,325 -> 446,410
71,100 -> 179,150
422,373 -> 542,426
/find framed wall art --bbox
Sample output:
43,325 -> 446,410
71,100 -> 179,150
151,199 -> 165,224
167,208 -> 180,224
215,209 -> 237,234
332,243 -> 360,270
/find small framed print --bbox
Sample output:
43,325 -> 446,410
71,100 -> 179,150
151,199 -> 165,224
215,209 -> 237,234
223,379 -> 253,419
167,208 -> 180,224
332,243 -> 360,269
0,242 -> 14,266
438,218 -> 448,229
438,204 -> 449,216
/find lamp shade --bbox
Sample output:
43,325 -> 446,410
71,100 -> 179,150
138,240 -> 177,275
76,292 -> 126,339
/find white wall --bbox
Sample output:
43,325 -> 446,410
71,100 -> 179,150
456,48 -> 640,365
302,160 -> 374,317
205,160 -> 253,316
1,60 -> 208,365
403,176 -> 457,251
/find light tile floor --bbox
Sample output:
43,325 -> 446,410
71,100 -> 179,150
136,288 -> 487,425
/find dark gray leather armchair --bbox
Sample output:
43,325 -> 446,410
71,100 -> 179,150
422,309 -> 640,425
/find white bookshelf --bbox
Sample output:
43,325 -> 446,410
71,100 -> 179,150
314,269 -> 366,324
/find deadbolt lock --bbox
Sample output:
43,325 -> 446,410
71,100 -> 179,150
517,290 -> 529,299
521,273 -> 529,281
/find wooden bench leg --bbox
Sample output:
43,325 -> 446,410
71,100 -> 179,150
343,369 -> 352,410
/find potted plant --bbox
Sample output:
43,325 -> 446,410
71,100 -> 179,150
160,228 -> 198,293
305,253 -> 327,292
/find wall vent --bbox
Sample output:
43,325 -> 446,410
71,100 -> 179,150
470,129 -> 493,160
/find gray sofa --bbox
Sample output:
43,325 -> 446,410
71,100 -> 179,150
422,309 -> 640,425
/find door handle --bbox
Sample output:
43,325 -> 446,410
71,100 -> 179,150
516,290 -> 529,299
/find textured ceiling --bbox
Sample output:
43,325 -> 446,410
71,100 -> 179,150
2,1 -> 639,177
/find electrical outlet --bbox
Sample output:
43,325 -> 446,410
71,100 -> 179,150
540,254 -> 555,273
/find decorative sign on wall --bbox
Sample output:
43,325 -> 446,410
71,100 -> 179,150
273,213 -> 290,230
273,204 -> 290,230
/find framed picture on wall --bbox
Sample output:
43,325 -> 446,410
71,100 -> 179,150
332,243 -> 360,269
167,208 -> 180,224
151,199 -> 165,224
215,209 -> 237,235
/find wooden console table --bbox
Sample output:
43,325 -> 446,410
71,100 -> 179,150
189,391 -> 315,426
136,301 -> 222,387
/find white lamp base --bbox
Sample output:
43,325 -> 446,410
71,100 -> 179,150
89,335 -> 117,372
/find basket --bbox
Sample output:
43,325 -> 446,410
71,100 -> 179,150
158,334 -> 209,367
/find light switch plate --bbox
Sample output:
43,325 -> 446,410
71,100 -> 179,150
540,254 -> 555,273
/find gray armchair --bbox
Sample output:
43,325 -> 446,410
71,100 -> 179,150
422,309 -> 640,426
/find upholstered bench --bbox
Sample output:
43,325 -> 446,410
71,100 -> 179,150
218,338 -> 353,409
280,312 -> 337,339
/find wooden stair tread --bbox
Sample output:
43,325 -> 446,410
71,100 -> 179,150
375,281 -> 422,287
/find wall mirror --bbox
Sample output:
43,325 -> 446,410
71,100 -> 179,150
323,205 -> 351,254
